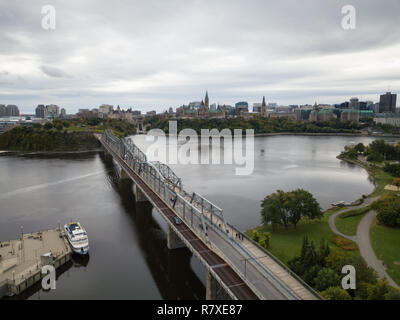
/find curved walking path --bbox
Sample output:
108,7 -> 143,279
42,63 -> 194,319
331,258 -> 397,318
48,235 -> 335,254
328,196 -> 379,242
328,197 -> 399,288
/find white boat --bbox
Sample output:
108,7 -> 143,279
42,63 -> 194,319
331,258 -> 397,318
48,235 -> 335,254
64,221 -> 89,255
331,201 -> 345,207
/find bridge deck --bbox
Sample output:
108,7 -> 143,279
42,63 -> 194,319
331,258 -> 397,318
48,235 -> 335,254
177,190 -> 318,300
100,137 -> 259,300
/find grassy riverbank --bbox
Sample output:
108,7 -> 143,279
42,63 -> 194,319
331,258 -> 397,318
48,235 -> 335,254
245,207 -> 359,265
245,153 -> 395,269
337,154 -> 394,198
371,222 -> 400,285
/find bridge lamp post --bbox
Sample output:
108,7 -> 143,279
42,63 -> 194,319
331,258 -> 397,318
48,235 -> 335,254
241,255 -> 269,278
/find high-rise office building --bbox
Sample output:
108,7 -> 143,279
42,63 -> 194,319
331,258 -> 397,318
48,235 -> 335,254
6,105 -> 19,116
379,92 -> 397,113
46,104 -> 60,118
349,97 -> 360,110
0,104 -> 6,117
35,104 -> 47,118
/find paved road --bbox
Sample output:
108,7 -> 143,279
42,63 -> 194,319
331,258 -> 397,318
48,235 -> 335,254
328,197 -> 399,288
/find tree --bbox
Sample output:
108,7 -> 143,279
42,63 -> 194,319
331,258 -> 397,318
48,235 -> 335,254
313,268 -> 340,291
384,163 -> 400,177
367,279 -> 390,300
261,190 -> 289,229
372,194 -> 400,228
261,189 -> 321,229
287,237 -> 330,286
385,287 -> 400,300
54,122 -> 63,131
44,122 -> 53,130
259,232 -> 271,249
354,143 -> 365,154
321,286 -> 352,300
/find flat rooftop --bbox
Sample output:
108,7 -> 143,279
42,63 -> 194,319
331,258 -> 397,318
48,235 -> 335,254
0,229 -> 71,286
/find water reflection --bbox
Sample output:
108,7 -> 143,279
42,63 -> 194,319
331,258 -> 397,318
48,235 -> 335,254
98,153 -> 205,300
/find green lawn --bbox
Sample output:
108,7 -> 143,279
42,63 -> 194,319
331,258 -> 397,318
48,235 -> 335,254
370,223 -> 400,286
335,214 -> 365,236
247,211 -> 359,265
368,165 -> 395,197
334,206 -> 371,236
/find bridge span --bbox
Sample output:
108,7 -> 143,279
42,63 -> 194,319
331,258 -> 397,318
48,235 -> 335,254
98,130 -> 321,300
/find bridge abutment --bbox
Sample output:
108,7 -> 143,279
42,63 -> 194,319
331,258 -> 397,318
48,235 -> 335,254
167,225 -> 185,250
206,270 -> 232,300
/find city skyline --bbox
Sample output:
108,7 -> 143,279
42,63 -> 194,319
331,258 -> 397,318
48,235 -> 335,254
1,1 -> 400,113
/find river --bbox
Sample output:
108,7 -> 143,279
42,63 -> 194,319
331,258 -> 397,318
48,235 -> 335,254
0,135 -> 386,299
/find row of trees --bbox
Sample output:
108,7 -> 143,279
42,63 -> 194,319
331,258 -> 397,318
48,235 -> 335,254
261,189 -> 322,229
144,116 -> 362,135
288,237 -> 400,300
343,140 -> 400,163
0,126 -> 99,151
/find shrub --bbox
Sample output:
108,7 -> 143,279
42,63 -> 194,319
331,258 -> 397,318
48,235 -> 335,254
383,163 -> 400,177
321,286 -> 352,300
372,195 -> 400,228
339,206 -> 370,218
333,236 -> 355,251
313,268 -> 340,291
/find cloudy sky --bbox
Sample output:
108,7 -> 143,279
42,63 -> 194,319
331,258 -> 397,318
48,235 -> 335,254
0,0 -> 399,114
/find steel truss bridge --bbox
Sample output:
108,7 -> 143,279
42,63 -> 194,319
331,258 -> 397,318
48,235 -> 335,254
99,130 -> 321,300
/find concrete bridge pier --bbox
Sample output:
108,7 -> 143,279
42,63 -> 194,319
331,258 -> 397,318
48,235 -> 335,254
167,225 -> 185,250
133,183 -> 150,203
206,270 -> 232,300
119,168 -> 130,180
103,147 -> 111,157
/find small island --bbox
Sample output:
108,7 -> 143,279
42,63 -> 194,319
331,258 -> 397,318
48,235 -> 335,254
0,119 -> 138,152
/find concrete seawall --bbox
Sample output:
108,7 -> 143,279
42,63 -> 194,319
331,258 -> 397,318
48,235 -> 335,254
0,229 -> 72,298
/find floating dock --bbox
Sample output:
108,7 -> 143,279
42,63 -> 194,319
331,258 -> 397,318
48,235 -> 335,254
0,229 -> 71,298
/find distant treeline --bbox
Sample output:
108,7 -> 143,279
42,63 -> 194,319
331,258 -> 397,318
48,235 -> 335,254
144,116 -> 362,134
0,126 -> 100,151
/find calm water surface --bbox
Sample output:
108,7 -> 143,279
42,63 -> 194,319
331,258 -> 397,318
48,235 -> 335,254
0,135 -> 384,299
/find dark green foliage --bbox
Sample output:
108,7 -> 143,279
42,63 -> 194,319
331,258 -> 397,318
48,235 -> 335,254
287,237 -> 330,287
144,116 -> 361,135
44,122 -> 53,130
371,195 -> 400,228
313,268 -> 341,291
287,237 -> 391,299
365,140 -> 400,162
354,143 -> 365,154
250,230 -> 271,249
261,189 -> 322,229
0,126 -> 99,151
383,163 -> 400,177
321,286 -> 352,300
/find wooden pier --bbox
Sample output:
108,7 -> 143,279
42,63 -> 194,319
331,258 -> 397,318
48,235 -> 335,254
0,229 -> 72,298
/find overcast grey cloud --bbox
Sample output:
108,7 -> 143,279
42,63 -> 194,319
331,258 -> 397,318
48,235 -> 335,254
0,0 -> 399,113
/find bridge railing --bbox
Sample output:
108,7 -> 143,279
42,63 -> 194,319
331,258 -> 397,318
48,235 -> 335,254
101,130 -> 320,300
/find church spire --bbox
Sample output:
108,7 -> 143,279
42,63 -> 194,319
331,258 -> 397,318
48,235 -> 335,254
205,90 -> 209,108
